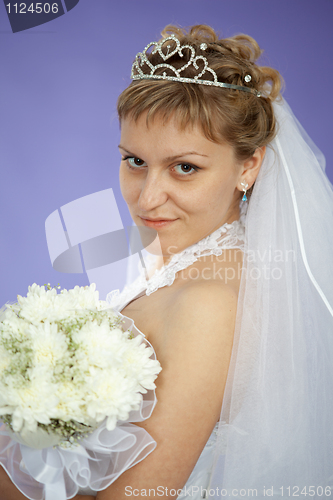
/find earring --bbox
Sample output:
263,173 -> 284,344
240,181 -> 249,201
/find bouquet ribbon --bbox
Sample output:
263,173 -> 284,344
0,393 -> 157,500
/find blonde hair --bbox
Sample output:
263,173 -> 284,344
117,24 -> 284,199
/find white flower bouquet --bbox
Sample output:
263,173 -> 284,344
0,283 -> 161,451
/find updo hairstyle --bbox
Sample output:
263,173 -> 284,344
117,24 -> 284,200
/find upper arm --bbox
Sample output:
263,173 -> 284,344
97,282 -> 238,499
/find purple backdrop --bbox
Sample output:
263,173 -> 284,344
1,0 -> 332,305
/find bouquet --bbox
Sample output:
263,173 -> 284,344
0,283 -> 161,499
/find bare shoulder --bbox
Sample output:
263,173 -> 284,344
152,279 -> 239,433
163,279 -> 239,346
173,277 -> 239,304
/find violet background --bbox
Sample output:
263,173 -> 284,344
0,0 -> 332,305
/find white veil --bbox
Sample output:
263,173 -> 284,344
210,98 -> 333,498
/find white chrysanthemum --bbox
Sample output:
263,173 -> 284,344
0,345 -> 13,376
83,368 -> 142,430
19,284 -> 116,323
17,284 -> 105,323
29,321 -> 68,368
18,284 -> 63,323
59,284 -> 100,311
123,335 -> 162,391
54,382 -> 88,422
0,308 -> 30,337
73,321 -> 126,370
0,375 -> 59,433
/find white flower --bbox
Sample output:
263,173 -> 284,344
0,375 -> 59,433
18,284 -> 62,323
0,345 -> 13,376
54,382 -> 87,422
1,308 -> 30,336
59,284 -> 100,311
17,284 -> 105,323
29,322 -> 68,368
73,321 -> 125,370
121,335 -> 162,392
84,368 -> 142,430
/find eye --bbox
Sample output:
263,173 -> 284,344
173,163 -> 198,176
122,156 -> 147,169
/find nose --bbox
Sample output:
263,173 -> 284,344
137,170 -> 169,213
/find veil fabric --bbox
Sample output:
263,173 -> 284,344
209,99 -> 333,498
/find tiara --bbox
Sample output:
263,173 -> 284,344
131,34 -> 261,98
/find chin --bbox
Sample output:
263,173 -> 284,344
145,231 -> 183,259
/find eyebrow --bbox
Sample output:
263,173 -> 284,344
118,145 -> 209,161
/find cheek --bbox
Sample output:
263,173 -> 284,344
181,179 -> 229,214
119,164 -> 127,199
209,170 -> 238,202
119,164 -> 138,206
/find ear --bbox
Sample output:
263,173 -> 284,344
237,146 -> 266,192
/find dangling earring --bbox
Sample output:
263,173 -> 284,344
240,181 -> 249,201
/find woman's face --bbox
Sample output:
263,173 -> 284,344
119,113 -> 245,259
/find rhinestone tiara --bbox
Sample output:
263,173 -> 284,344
131,34 -> 261,98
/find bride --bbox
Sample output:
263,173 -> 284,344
2,24 -> 333,500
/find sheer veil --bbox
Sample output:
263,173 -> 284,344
209,98 -> 333,497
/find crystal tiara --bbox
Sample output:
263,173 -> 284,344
131,34 -> 261,98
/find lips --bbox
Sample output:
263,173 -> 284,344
140,217 -> 176,221
139,217 -> 178,228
